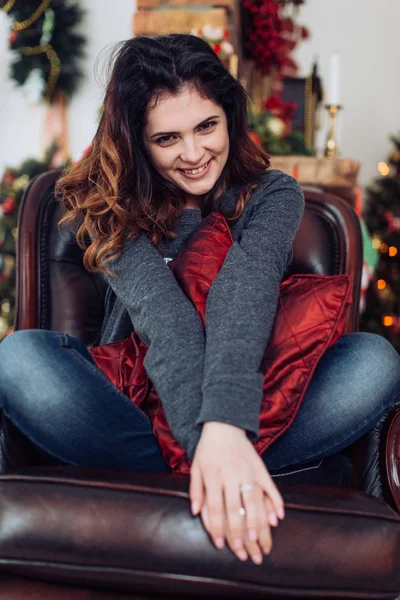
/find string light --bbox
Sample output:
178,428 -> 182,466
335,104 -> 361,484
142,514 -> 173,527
372,235 -> 381,250
383,316 -> 394,327
389,246 -> 398,257
380,243 -> 389,253
377,279 -> 387,290
378,162 -> 390,176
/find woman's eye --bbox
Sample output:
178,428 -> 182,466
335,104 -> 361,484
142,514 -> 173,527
157,135 -> 175,145
199,120 -> 217,132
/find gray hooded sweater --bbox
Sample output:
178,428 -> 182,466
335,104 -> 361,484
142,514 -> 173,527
99,170 -> 304,459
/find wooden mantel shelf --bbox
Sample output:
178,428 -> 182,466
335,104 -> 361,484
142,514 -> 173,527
269,155 -> 361,209
269,156 -> 360,189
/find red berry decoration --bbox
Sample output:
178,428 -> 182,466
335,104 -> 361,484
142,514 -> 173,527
2,197 -> 15,217
249,131 -> 262,145
242,0 -> 286,74
9,30 -> 17,45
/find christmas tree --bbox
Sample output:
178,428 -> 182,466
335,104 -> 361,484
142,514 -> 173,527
0,147 -> 65,340
361,135 -> 400,352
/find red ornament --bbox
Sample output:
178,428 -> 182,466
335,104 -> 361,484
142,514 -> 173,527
213,43 -> 222,55
9,30 -> 17,45
385,211 -> 400,233
2,197 -> 15,216
264,95 -> 297,123
249,131 -> 262,145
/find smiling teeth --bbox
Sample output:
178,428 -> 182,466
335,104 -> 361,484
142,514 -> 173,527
183,161 -> 209,175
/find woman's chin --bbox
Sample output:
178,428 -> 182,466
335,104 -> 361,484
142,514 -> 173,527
180,174 -> 219,197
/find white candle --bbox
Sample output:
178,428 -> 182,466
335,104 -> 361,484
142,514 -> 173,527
328,52 -> 341,105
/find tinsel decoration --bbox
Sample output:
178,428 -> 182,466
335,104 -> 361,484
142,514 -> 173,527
0,0 -> 86,103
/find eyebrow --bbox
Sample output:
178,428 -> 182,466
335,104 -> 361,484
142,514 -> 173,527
150,115 -> 220,139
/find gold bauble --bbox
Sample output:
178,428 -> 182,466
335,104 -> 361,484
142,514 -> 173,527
0,300 -> 10,315
265,116 -> 286,139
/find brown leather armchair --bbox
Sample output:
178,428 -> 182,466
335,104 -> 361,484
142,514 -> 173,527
0,170 -> 399,599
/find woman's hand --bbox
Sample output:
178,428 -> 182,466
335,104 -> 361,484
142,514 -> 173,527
189,421 -> 284,564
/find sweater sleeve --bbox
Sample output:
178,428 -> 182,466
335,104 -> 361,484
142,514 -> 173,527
196,171 -> 305,439
103,231 -> 204,459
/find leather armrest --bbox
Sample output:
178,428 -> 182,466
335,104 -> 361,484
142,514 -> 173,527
0,467 -> 399,598
384,402 -> 400,512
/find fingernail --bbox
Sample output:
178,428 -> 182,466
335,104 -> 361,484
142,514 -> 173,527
237,550 -> 248,561
191,501 -> 199,515
233,538 -> 243,550
252,553 -> 263,565
269,512 -> 278,527
277,507 -> 285,520
215,537 -> 225,549
248,528 -> 257,542
263,546 -> 271,555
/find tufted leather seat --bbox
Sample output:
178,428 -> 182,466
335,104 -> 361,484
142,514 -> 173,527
0,169 -> 399,599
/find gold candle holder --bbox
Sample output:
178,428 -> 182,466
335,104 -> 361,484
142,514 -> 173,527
324,104 -> 342,158
228,54 -> 239,79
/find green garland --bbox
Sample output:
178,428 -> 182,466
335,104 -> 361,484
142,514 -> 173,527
1,0 -> 86,102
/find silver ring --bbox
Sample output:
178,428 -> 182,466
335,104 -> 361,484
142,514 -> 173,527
239,484 -> 254,493
238,507 -> 246,516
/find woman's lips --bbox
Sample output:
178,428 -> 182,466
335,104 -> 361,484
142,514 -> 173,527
178,159 -> 212,180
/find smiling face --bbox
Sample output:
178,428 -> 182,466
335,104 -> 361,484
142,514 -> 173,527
143,85 -> 230,207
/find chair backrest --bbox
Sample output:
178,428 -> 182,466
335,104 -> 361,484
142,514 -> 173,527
14,170 -> 362,343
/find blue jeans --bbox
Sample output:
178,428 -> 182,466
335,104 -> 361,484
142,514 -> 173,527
0,330 -> 399,473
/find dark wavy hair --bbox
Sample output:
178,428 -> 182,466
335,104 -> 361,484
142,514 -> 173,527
57,34 -> 270,273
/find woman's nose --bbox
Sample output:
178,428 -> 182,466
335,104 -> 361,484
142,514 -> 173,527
180,138 -> 204,165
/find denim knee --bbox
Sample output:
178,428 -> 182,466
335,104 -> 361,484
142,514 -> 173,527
345,332 -> 400,408
0,329 -> 54,367
0,329 -> 60,397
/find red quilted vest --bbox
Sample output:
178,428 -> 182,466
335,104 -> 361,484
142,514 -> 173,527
90,213 -> 352,474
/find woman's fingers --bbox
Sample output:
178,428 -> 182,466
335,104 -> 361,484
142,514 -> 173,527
204,470 -> 225,549
189,462 -> 204,516
199,484 -> 276,564
223,478 -> 249,561
190,432 -> 285,565
241,484 -> 266,564
202,492 -> 273,565
257,467 -> 285,521
240,483 -> 262,544
259,496 -> 274,554
223,493 -> 265,565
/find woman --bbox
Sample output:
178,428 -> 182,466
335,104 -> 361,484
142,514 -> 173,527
1,34 -> 399,567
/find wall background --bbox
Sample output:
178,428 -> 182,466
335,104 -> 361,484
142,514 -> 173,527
0,0 -> 399,186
